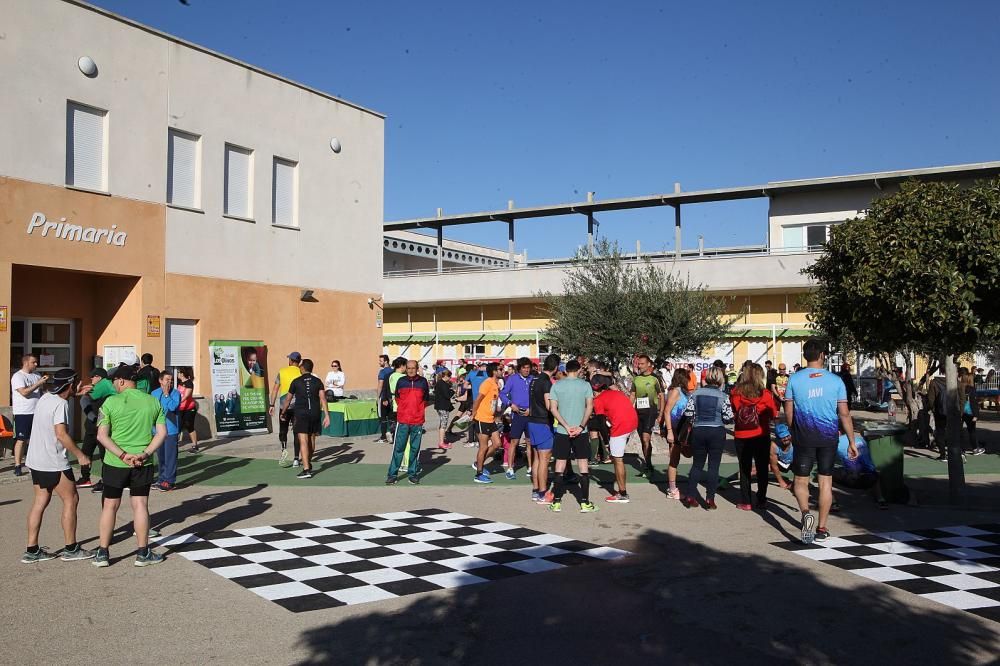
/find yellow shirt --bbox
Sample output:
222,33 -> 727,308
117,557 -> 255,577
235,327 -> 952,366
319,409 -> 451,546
475,377 -> 499,422
277,365 -> 302,396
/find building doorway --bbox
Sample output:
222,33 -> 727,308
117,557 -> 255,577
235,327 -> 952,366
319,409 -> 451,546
11,318 -> 76,376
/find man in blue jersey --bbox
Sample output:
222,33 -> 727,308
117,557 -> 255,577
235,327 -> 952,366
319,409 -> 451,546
499,357 -> 534,480
374,355 -> 393,444
784,339 -> 857,544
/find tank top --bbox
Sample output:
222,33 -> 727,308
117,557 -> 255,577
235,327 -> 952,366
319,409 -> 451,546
669,389 -> 689,428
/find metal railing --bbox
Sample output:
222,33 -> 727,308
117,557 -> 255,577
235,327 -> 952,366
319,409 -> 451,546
384,244 -> 819,278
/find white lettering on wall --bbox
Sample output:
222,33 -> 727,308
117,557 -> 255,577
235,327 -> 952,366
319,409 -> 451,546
26,212 -> 127,247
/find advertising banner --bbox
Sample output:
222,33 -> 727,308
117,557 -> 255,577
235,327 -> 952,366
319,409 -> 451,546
209,340 -> 269,436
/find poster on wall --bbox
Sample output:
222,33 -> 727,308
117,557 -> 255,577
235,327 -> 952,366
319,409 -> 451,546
103,345 -> 137,370
208,340 -> 269,436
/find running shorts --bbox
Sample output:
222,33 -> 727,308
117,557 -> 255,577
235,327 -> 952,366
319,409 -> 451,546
179,409 -> 197,432
30,468 -> 74,490
792,444 -> 836,477
635,408 -> 658,435
14,414 -> 34,441
609,434 -> 629,458
293,412 -> 323,435
475,420 -> 498,437
526,422 -> 554,450
553,432 -> 591,461
102,465 -> 155,498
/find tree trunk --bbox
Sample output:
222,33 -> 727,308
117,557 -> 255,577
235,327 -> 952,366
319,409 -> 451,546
944,355 -> 966,505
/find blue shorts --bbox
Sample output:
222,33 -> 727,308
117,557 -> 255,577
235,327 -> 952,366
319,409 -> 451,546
510,412 -> 529,440
14,415 -> 34,441
526,422 -> 554,450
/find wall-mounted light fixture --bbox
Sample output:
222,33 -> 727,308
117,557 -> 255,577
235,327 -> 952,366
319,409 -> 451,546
367,296 -> 383,310
78,56 -> 98,77
329,138 -> 342,154
300,289 -> 317,302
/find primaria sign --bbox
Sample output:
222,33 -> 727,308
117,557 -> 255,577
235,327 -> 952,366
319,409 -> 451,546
26,212 -> 127,246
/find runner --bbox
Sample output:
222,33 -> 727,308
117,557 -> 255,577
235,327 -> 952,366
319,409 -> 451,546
465,362 -> 489,447
771,363 -> 790,404
176,366 -> 199,454
10,354 -> 47,477
548,360 -> 596,512
527,354 -> 559,502
592,374 -> 638,503
499,357 -> 534,480
374,354 -> 393,444
629,355 -> 663,479
151,371 -> 181,491
662,368 -> 691,500
784,339 -> 857,544
681,366 -> 734,510
587,360 -> 613,464
280,359 -> 330,480
77,367 -> 116,492
730,363 -> 778,511
385,360 -> 430,485
22,369 -> 95,563
93,363 -> 168,567
269,352 -> 303,466
471,363 -> 503,484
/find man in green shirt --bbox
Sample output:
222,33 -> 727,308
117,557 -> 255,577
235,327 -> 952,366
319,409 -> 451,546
94,363 -> 167,568
630,355 -> 664,478
77,367 -> 117,491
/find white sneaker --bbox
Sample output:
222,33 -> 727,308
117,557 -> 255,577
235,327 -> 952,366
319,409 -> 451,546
292,458 -> 301,467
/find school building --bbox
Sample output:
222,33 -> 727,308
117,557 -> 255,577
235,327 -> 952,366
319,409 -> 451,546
1,0 -> 385,421
381,161 -> 1000,370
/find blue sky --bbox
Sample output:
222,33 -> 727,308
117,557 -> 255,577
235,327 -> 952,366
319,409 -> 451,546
92,0 -> 1000,258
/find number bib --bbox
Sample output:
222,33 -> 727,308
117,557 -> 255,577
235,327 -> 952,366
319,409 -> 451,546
635,397 -> 650,410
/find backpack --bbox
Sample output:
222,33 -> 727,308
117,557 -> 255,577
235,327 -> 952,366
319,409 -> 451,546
735,400 -> 761,431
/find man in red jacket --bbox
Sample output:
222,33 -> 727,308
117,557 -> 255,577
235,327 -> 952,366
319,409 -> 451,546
385,360 -> 430,485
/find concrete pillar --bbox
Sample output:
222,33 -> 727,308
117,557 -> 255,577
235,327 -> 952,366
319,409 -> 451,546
587,211 -> 594,254
437,226 -> 443,274
507,220 -> 515,268
674,204 -> 681,259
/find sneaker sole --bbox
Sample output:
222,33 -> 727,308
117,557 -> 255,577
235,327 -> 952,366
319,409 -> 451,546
134,558 -> 165,567
92,560 -> 110,568
473,479 -> 492,484
61,553 -> 96,561
606,498 -> 630,503
801,513 -> 817,544
21,556 -> 57,564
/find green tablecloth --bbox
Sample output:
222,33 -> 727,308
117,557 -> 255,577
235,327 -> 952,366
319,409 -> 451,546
322,400 -> 379,437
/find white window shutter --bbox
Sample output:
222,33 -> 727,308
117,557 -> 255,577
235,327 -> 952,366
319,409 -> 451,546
67,103 -> 106,190
225,145 -> 251,218
165,319 -> 197,367
168,130 -> 199,207
272,158 -> 296,226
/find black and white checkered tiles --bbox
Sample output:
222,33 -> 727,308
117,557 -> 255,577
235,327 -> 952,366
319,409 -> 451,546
155,508 -> 630,612
776,524 -> 1000,623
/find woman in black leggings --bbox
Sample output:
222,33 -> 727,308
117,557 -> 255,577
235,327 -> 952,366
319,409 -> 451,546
682,366 -> 734,510
729,363 -> 779,511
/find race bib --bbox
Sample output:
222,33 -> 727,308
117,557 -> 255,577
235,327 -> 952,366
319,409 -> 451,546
636,397 -> 650,409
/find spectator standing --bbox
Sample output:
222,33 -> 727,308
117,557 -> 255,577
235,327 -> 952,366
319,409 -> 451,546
375,354 -> 393,443
77,367 -> 116,491
385,360 -> 430,485
838,363 -> 857,410
151,371 -> 181,491
135,353 -> 160,394
10,354 -> 47,477
177,367 -> 200,454
433,369 -> 455,450
729,364 -> 778,511
682,366 -> 734,510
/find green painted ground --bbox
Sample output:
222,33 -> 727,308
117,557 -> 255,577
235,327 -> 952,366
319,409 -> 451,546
83,451 -> 1000,488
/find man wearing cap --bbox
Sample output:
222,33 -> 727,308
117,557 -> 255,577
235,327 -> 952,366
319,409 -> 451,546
94,363 -> 168,567
77,367 -> 116,491
268,352 -> 302,466
22,369 -> 96,563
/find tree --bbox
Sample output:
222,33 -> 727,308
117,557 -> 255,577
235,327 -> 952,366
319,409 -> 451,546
539,239 -> 739,381
804,177 -> 1000,503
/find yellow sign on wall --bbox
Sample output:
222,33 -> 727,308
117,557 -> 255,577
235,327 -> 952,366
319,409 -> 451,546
0,305 -> 6,332
146,315 -> 161,337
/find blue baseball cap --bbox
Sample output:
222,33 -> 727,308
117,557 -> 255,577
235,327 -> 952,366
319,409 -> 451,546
288,352 -> 302,361
775,423 -> 790,438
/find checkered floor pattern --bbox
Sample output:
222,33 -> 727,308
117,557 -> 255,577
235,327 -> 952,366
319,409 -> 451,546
154,508 -> 630,612
775,524 -> 1000,623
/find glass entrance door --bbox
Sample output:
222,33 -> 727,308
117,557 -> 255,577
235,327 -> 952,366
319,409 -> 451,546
11,318 -> 76,375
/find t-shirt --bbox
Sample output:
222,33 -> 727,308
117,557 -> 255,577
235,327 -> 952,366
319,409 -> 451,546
528,373 -> 553,423
837,434 -> 876,474
325,371 -> 345,396
377,367 -> 393,398
593,389 -> 638,437
474,377 -> 500,422
632,374 -> 661,411
26,393 -> 70,472
785,368 -> 846,448
686,372 -> 698,393
277,365 -> 302,397
99,388 -> 166,468
388,371 -> 405,410
549,376 -> 594,435
773,373 -> 790,401
179,378 -> 197,411
288,374 -> 323,416
468,370 -> 488,401
11,370 -> 43,415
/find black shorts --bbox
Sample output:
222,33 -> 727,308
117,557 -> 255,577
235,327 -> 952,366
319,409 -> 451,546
179,410 -> 197,432
101,464 -> 155,499
553,432 -> 591,461
792,445 -> 837,477
587,414 -> 609,434
475,420 -> 498,437
636,408 -> 659,435
293,413 -> 322,435
30,468 -> 74,490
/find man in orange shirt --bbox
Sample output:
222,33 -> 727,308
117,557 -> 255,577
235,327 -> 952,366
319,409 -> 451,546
471,363 -> 502,484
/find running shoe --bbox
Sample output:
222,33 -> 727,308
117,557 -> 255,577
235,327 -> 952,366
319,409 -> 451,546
800,512 -> 817,545
75,478 -> 94,489
21,548 -> 56,563
13,465 -> 25,477
531,491 -> 543,502
90,480 -> 104,493
637,467 -> 652,480
681,497 -> 699,509
706,500 -> 718,510
441,442 -> 452,450
505,469 -> 516,481
296,470 -> 312,479
292,458 -> 301,468
474,473 -> 493,484
549,500 -> 562,512
830,501 -> 842,513
385,476 -> 398,485
279,449 -> 289,466
526,468 -> 532,477
605,493 -> 630,503
815,527 -> 830,542
92,549 -> 110,567
736,503 -> 752,511
463,442 -> 477,448
666,488 -> 681,500
408,476 -> 420,485
971,447 -> 986,455
538,491 -> 554,505
188,446 -> 201,454
134,550 -> 165,567
579,501 -> 598,513
155,481 -> 174,492
373,437 -> 389,444
60,546 -> 96,562
877,499 -> 889,510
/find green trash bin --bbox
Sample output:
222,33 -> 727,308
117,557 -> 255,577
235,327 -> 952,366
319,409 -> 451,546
861,423 -> 909,502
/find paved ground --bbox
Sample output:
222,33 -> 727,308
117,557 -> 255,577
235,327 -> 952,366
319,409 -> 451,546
1,408 -> 998,665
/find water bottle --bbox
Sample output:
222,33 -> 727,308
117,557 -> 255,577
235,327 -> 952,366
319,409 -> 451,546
887,398 -> 896,423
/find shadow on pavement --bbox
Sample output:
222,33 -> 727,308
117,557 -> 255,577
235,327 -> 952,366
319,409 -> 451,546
294,528 -> 998,665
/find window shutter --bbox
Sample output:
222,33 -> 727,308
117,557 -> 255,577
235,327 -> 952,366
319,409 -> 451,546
165,319 -> 197,367
272,158 -> 296,226
168,130 -> 199,207
67,103 -> 106,190
225,145 -> 251,217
